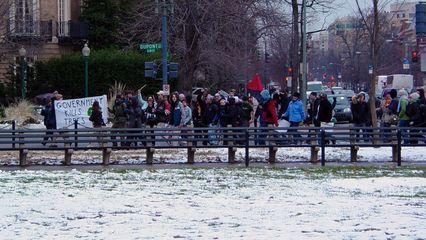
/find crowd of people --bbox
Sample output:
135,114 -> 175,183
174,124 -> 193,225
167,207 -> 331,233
40,87 -> 426,146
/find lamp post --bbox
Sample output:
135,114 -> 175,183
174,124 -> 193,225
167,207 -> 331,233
18,46 -> 27,98
82,43 -> 90,97
356,51 -> 361,91
155,0 -> 175,87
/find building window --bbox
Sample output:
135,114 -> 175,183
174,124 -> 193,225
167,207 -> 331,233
397,14 -> 399,18
9,0 -> 39,35
402,13 -> 405,18
58,0 -> 70,36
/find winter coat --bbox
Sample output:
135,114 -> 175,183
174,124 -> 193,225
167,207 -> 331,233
203,103 -> 218,126
170,101 -> 184,126
316,99 -> 333,123
89,109 -> 104,128
351,101 -> 370,124
397,98 -> 410,121
41,105 -> 53,128
262,99 -> 278,125
407,101 -> 423,126
283,99 -> 305,123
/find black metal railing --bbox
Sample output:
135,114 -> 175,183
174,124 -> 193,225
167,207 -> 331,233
6,20 -> 54,38
0,122 -> 425,167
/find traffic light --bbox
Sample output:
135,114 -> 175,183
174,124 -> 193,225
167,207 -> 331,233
168,62 -> 178,78
411,51 -> 418,63
144,61 -> 158,78
287,67 -> 293,75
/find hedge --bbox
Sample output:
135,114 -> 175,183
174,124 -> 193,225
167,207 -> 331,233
29,49 -> 176,99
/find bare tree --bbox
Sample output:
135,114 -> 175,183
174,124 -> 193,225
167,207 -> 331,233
116,0 -> 292,91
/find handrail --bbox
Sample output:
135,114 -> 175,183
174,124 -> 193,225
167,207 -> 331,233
0,125 -> 425,167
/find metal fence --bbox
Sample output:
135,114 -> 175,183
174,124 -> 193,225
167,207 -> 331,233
0,123 -> 425,167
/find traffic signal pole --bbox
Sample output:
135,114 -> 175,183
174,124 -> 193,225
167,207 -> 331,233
161,6 -> 168,86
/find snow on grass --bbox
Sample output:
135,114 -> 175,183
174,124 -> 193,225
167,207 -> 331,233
0,146 -> 426,166
0,168 -> 425,239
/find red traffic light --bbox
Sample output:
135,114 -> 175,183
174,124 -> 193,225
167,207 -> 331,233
412,51 -> 418,58
288,67 -> 293,73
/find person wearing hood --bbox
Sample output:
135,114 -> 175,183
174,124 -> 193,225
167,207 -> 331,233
416,88 -> 426,127
283,92 -> 305,144
125,96 -> 143,146
397,89 -> 410,127
406,92 -> 423,144
261,90 -> 278,127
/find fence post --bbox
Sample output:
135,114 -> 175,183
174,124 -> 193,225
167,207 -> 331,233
309,129 -> 319,163
227,125 -> 236,164
350,129 -> 359,162
12,120 -> 16,149
63,131 -> 73,166
267,124 -> 277,164
391,128 -> 398,162
397,129 -> 402,166
101,129 -> 111,166
74,120 -> 78,149
187,127 -> 195,164
18,130 -> 28,167
321,129 -> 326,166
245,130 -> 249,167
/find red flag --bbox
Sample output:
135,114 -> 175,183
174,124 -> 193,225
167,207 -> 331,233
246,73 -> 263,91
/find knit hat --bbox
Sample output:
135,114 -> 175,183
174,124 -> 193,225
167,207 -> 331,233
398,89 -> 408,97
260,89 -> 270,101
409,92 -> 420,102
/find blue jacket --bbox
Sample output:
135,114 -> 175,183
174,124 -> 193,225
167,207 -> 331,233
283,99 -> 305,123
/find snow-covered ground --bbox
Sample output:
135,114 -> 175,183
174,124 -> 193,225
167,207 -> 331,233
0,168 -> 425,239
0,146 -> 425,166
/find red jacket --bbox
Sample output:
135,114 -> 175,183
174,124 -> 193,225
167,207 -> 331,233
262,100 -> 278,126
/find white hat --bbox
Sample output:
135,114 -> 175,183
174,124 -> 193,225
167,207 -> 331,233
157,90 -> 164,95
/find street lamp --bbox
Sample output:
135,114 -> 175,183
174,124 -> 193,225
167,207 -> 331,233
82,43 -> 90,97
18,46 -> 27,98
356,51 -> 361,91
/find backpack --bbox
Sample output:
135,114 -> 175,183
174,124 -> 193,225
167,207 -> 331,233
406,102 -> 419,118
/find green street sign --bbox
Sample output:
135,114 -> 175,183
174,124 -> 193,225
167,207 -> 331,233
140,43 -> 162,53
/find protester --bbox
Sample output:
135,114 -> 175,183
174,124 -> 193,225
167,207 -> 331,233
89,101 -> 104,128
307,92 -> 320,126
241,96 -> 254,127
155,90 -> 170,128
108,94 -> 128,147
351,92 -> 370,142
380,91 -> 398,128
40,99 -> 53,146
125,97 -> 144,146
397,89 -> 410,128
283,92 -> 305,144
407,92 -> 422,144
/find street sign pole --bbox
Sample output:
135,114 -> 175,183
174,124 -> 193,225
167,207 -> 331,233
161,6 -> 168,87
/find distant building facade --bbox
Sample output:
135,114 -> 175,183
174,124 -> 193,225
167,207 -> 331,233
0,0 -> 88,84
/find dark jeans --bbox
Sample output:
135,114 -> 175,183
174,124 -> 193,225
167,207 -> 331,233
353,123 -> 368,142
398,120 -> 410,144
289,121 -> 302,143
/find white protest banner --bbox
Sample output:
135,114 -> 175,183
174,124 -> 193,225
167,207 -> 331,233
54,95 -> 108,129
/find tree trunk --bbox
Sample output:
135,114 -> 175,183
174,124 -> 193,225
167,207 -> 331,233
291,0 -> 299,93
369,0 -> 379,129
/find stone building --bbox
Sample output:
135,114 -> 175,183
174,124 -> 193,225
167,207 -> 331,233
0,0 -> 87,84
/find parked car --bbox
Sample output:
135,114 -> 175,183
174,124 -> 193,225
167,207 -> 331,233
328,94 -> 352,123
